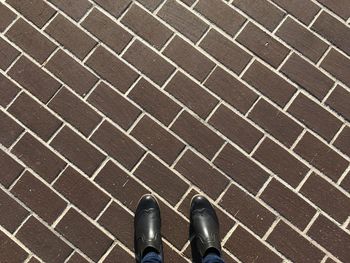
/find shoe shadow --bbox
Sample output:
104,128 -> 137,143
189,224 -> 201,263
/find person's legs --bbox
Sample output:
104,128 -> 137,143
202,253 -> 225,263
134,194 -> 163,263
141,251 -> 162,263
190,195 -> 225,263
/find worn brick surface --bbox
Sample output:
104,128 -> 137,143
11,171 -> 67,224
1,1 -> 349,262
48,87 -> 101,136
6,18 -> 57,63
0,37 -> 20,70
46,50 -> 98,96
164,35 -> 215,82
260,178 -> 316,230
9,92 -> 62,141
82,8 -> 132,54
128,78 -> 181,126
8,56 -> 61,103
236,22 -> 289,68
12,133 -> 66,182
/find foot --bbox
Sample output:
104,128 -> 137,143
134,194 -> 163,262
190,195 -> 221,257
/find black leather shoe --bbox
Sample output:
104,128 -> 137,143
134,194 -> 163,262
190,195 -> 221,257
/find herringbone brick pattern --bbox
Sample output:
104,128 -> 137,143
0,0 -> 349,262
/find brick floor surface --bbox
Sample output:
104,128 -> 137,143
0,0 -> 349,262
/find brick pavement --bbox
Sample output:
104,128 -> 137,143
0,0 -> 349,262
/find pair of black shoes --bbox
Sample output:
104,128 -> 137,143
134,194 -> 221,262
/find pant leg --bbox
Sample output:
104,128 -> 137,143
202,253 -> 225,263
141,251 -> 162,263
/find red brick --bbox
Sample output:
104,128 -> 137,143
6,19 -> 56,63
288,93 -> 342,141
164,36 -> 215,82
220,184 -> 276,236
261,179 -> 316,230
175,149 -> 229,199
312,11 -> 350,56
0,110 -> 24,148
294,132 -> 348,181
122,4 -> 172,50
8,56 -> 61,103
0,37 -> 20,70
177,189 -> 235,239
0,229 -> 28,262
267,221 -> 324,263
0,149 -> 24,188
326,85 -> 350,121
123,40 -> 175,85
253,138 -> 309,187
234,0 -> 285,30
205,68 -> 258,114
271,0 -> 320,25
165,72 -> 218,119
276,17 -> 328,62
194,0 -> 246,36
225,226 -> 282,263
45,14 -> 97,60
0,188 -> 28,233
134,154 -> 189,205
86,46 -> 138,93
48,87 -> 102,136
0,73 -> 20,107
103,244 -> 134,262
11,171 -> 67,224
209,105 -> 263,152
54,167 -> 110,219
91,121 -> 145,170
281,53 -> 334,100
97,201 -> 134,249
301,173 -> 350,223
0,3 -> 16,31
129,78 -> 181,125
88,83 -> 140,130
158,0 -> 208,42
334,126 -> 350,156
242,61 -> 296,107
307,215 -> 350,262
55,208 -> 113,262
82,8 -> 133,54
12,133 -> 66,182
16,216 -> 73,263
93,0 -> 131,17
7,0 -> 56,28
214,144 -> 269,195
94,161 -> 149,211
8,92 -> 62,141
321,48 -> 350,87
200,29 -> 252,74
317,0 -> 350,20
137,0 -> 163,11
249,99 -> 303,147
236,22 -> 289,68
51,126 -> 105,176
171,111 -> 224,159
131,115 -> 185,165
46,50 -> 98,96
48,0 -> 91,21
